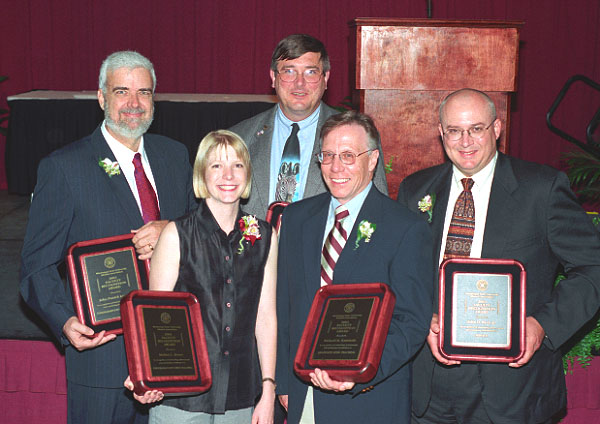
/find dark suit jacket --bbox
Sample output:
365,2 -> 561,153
276,186 -> 433,424
397,153 -> 600,423
20,126 -> 196,388
230,102 -> 389,219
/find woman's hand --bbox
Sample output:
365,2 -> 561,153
124,375 -> 164,404
252,385 -> 275,424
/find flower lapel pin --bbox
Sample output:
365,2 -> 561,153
238,215 -> 261,254
354,220 -> 376,250
418,193 -> 436,223
98,158 -> 120,177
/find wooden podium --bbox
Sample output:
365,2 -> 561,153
350,19 -> 523,197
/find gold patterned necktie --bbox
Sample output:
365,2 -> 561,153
444,178 -> 475,259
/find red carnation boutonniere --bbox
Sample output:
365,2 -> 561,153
238,215 -> 261,254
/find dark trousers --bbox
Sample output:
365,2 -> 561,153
68,381 -> 148,424
411,364 -> 560,424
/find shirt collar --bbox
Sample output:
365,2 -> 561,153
275,103 -> 321,130
329,182 -> 373,218
101,120 -> 146,161
451,151 -> 498,189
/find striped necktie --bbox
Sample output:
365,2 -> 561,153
321,206 -> 350,286
444,178 -> 475,259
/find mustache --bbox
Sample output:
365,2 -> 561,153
120,107 -> 146,114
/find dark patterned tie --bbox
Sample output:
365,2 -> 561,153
320,206 -> 350,286
444,178 -> 475,259
275,123 -> 301,202
132,153 -> 160,224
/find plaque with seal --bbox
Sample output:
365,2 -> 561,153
120,290 -> 212,396
294,283 -> 396,383
439,258 -> 526,362
67,234 -> 150,335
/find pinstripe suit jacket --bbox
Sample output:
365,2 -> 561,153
20,125 -> 196,387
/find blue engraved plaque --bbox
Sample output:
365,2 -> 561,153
451,273 -> 512,348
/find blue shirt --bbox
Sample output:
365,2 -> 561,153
269,104 -> 321,204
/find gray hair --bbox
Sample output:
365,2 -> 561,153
98,51 -> 156,92
439,88 -> 497,125
320,110 -> 380,151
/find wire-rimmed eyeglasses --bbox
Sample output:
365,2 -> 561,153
316,149 -> 375,165
442,121 -> 495,141
276,68 -> 324,83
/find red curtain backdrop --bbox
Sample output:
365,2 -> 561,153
1,0 -> 599,190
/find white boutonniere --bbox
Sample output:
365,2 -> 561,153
418,193 -> 436,223
354,220 -> 376,250
98,158 -> 120,177
238,215 -> 262,254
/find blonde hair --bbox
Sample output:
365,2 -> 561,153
193,130 -> 252,199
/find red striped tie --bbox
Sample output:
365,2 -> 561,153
444,178 -> 475,259
132,153 -> 160,224
321,206 -> 350,286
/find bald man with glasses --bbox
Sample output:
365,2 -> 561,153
397,88 -> 600,424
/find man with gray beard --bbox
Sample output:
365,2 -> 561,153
20,51 -> 196,424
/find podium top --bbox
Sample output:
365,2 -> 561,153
351,18 -> 524,29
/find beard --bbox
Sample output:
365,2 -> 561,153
104,103 -> 154,141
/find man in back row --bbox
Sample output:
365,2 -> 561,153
398,88 -> 600,423
231,34 -> 387,220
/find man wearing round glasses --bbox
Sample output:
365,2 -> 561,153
230,34 -> 387,220
277,110 -> 433,424
397,88 -> 600,424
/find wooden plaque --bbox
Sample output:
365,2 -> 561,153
294,283 -> 395,383
439,258 -> 526,362
66,234 -> 149,335
120,290 -> 212,396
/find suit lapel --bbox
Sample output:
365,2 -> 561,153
302,197 -> 330,301
481,153 -> 519,258
304,102 -> 333,199
249,108 -> 276,209
427,164 -> 452,270
89,127 -> 143,228
332,187 -> 384,283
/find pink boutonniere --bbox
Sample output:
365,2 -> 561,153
238,215 -> 261,254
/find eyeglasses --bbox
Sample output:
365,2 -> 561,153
317,150 -> 374,165
276,68 -> 324,83
442,121 -> 494,141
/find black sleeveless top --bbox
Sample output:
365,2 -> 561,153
161,200 -> 272,413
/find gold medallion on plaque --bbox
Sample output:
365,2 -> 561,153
104,256 -> 116,268
476,279 -> 488,291
344,303 -> 356,313
161,312 -> 172,324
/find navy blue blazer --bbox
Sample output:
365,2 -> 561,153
20,126 -> 196,387
276,186 -> 433,424
397,153 -> 600,423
